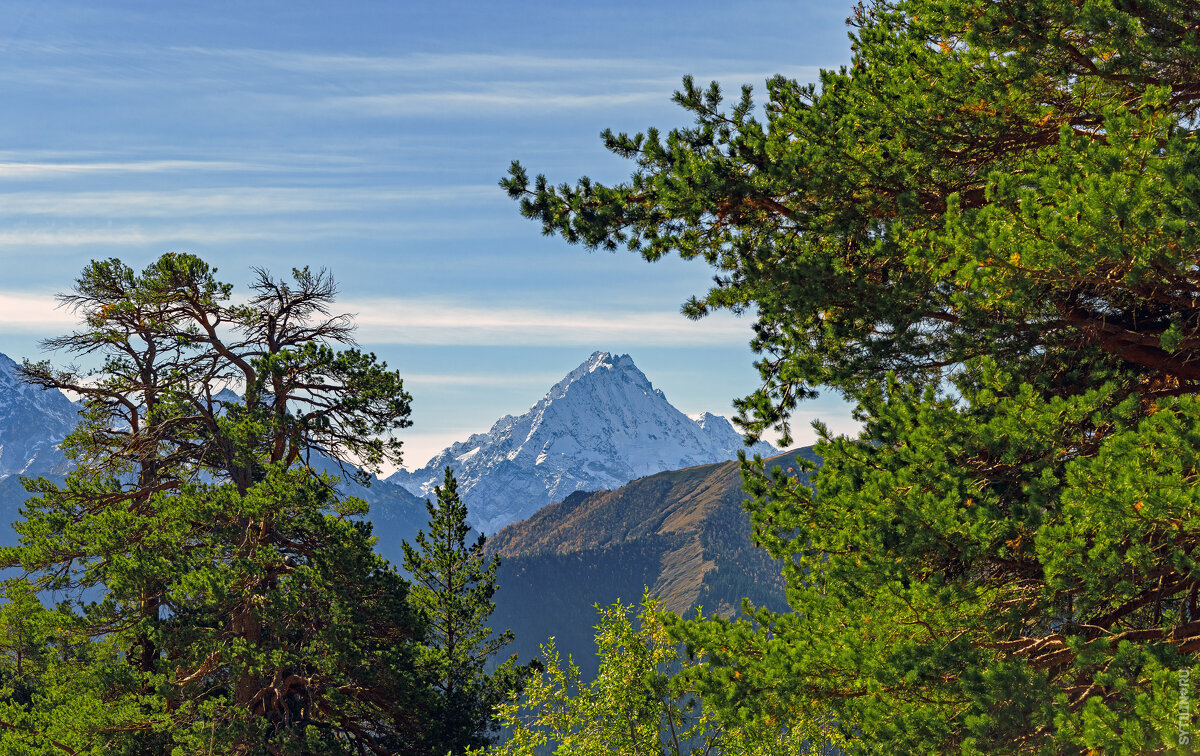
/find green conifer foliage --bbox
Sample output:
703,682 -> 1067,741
402,469 -> 533,755
0,254 -> 430,754
505,0 -> 1200,750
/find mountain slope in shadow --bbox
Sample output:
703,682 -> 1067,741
486,448 -> 818,677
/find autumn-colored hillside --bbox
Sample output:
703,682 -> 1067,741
486,448 -> 816,676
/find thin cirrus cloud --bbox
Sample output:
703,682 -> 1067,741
0,226 -> 290,247
3,42 -> 819,118
401,372 -> 563,389
0,291 -> 752,348
0,46 -> 682,97
323,89 -> 665,117
175,48 -> 685,76
0,186 -> 500,217
0,160 -> 256,179
0,217 -> 511,247
293,68 -> 826,118
0,292 -> 76,332
0,150 -> 495,179
349,298 -> 752,347
178,47 -> 825,88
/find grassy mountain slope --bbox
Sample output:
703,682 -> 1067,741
486,448 -> 817,676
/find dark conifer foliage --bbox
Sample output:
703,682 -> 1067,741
402,469 -> 533,755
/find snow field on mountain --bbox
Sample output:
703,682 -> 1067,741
390,352 -> 775,533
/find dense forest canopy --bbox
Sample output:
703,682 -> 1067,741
505,0 -> 1200,751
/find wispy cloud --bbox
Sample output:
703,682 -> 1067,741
177,48 -> 688,76
349,298 -> 752,347
0,226 -> 284,247
401,372 -> 562,389
0,291 -> 752,348
0,291 -> 75,332
0,185 -> 499,217
179,47 -> 825,86
0,216 -> 513,247
0,160 -> 255,179
9,41 -> 819,82
0,40 -> 821,119
324,90 -> 664,116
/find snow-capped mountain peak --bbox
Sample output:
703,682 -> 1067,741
389,351 -> 776,533
0,353 -> 78,479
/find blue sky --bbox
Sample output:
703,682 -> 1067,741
0,0 -> 858,469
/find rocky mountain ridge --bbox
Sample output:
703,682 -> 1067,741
0,349 -> 776,567
389,351 -> 776,533
0,353 -> 76,480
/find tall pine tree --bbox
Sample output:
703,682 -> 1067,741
402,469 -> 532,755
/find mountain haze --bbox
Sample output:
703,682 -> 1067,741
390,351 -> 776,533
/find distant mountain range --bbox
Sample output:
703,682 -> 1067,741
390,351 -> 776,533
485,448 -> 816,677
0,350 -> 776,562
0,347 -> 805,682
0,353 -> 429,565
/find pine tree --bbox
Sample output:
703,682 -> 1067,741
1,253 -> 431,754
504,0 -> 1200,750
402,468 -> 532,755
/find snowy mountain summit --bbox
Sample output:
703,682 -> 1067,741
389,351 -> 777,533
0,353 -> 77,479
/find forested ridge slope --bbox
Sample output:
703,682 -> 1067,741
486,449 -> 814,676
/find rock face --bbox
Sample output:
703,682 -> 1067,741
389,351 -> 776,533
0,353 -> 76,480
